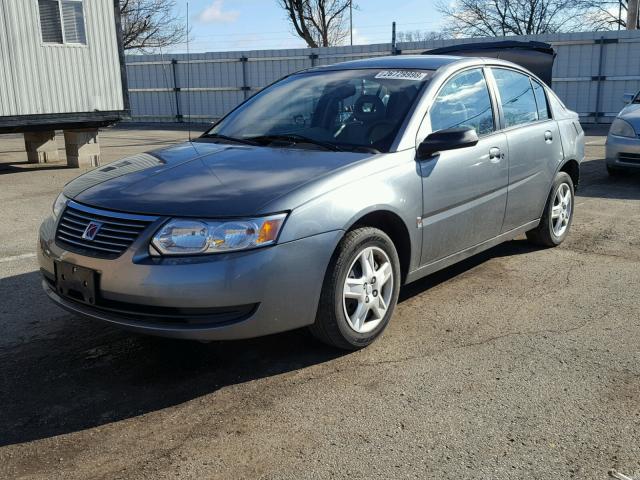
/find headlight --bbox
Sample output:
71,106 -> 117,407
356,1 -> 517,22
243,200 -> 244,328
52,193 -> 68,218
609,118 -> 636,138
151,213 -> 288,255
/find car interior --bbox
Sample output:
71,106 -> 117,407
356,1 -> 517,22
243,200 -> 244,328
310,80 -> 420,150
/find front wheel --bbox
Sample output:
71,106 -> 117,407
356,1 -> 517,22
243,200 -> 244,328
526,171 -> 575,247
309,227 -> 401,350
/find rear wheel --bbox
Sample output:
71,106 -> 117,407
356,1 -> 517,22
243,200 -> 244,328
526,172 -> 574,247
309,227 -> 401,350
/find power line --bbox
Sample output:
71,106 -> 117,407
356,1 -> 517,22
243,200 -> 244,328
190,21 -> 441,39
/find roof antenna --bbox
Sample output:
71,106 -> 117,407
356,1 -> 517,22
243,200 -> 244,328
186,1 -> 192,142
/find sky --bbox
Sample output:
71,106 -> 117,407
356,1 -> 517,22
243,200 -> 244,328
171,0 -> 443,53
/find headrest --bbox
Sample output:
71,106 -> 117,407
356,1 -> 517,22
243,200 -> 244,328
353,95 -> 386,122
328,83 -> 356,100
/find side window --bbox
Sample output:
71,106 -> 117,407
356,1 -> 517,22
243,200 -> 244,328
430,68 -> 495,136
531,80 -> 550,120
38,0 -> 87,45
492,68 -> 538,128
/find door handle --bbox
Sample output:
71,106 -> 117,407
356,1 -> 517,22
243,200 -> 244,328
489,147 -> 502,163
544,130 -> 553,143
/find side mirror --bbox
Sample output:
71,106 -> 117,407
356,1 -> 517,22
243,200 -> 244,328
623,93 -> 635,104
417,127 -> 479,159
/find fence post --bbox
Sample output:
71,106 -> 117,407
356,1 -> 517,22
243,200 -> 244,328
309,52 -> 318,67
594,37 -> 604,124
171,59 -> 182,122
592,36 -> 618,123
240,56 -> 250,99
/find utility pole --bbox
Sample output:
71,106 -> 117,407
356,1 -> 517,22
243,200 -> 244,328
391,21 -> 396,55
628,0 -> 639,29
350,0 -> 353,46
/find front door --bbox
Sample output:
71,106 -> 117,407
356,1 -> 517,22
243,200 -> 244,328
419,67 -> 509,265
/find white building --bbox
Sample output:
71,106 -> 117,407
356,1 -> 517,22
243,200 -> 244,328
0,0 -> 128,166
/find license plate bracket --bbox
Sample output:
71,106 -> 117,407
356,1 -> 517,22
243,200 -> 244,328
55,262 -> 98,305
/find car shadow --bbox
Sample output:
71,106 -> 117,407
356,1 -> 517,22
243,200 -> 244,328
0,270 -> 349,447
0,162 -> 74,174
576,158 -> 640,201
0,239 -> 539,447
399,239 -> 539,302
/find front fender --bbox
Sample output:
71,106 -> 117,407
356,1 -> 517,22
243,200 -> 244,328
276,150 -> 423,272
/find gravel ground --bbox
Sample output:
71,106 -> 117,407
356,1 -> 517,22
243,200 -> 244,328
0,124 -> 638,480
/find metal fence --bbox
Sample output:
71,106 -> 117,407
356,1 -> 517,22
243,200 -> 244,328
125,30 -> 640,124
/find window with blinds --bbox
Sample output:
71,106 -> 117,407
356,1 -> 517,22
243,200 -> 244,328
38,0 -> 87,45
38,0 -> 63,43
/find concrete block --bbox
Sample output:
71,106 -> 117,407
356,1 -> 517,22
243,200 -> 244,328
63,129 -> 101,168
24,131 -> 59,164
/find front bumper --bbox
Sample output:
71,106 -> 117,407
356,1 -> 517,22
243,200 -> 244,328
606,134 -> 640,169
38,214 -> 342,340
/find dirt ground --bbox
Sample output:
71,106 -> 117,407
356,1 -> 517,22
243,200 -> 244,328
0,124 -> 638,480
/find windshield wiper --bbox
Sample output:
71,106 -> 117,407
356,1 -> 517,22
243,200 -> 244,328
344,145 -> 381,154
247,134 -> 343,152
199,133 -> 259,146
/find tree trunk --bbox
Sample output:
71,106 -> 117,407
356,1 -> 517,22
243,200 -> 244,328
628,0 -> 639,29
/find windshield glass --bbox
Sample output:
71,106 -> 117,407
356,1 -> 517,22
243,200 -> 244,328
204,68 -> 432,153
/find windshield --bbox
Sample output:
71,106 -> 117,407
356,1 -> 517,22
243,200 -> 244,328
203,68 -> 432,153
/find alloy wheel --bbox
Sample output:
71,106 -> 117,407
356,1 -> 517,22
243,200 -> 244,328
551,182 -> 572,237
342,246 -> 394,333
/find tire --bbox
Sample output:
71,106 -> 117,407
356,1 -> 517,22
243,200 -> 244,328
526,171 -> 575,247
309,227 -> 401,350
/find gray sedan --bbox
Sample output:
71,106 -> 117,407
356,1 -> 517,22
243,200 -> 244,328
38,55 -> 584,350
606,90 -> 640,174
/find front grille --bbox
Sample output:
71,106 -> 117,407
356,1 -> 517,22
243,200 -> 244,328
56,202 -> 156,258
618,152 -> 640,165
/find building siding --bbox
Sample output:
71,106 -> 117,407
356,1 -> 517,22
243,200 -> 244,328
0,0 -> 124,117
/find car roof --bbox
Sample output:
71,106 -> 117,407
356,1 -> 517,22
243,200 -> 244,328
308,54 -> 469,72
304,54 -> 539,79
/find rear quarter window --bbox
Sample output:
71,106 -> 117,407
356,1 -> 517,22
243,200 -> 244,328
531,80 -> 551,121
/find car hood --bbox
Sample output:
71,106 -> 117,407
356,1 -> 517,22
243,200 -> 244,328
619,103 -> 640,131
64,141 -> 370,217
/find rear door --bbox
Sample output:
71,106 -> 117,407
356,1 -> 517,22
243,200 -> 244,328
418,67 -> 509,264
489,68 -> 564,232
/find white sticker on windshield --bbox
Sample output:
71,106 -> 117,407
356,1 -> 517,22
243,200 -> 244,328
375,70 -> 428,81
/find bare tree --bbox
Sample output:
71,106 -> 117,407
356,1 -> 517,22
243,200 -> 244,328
120,0 -> 187,52
396,30 -> 448,43
436,0 -> 590,37
578,0 -> 626,30
278,0 -> 354,47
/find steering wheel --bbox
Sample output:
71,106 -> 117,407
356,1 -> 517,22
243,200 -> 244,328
353,95 -> 386,123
